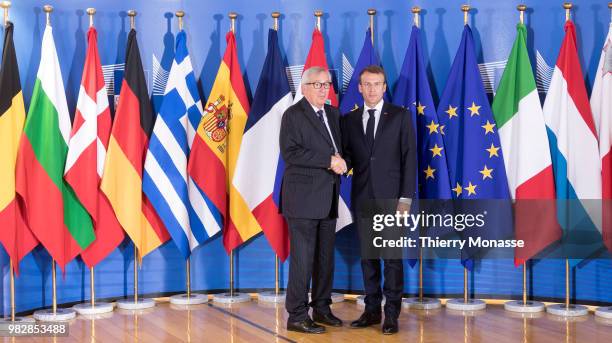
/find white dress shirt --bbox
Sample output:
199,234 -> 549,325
311,104 -> 339,153
361,100 -> 384,138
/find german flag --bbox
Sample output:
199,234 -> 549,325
101,29 -> 169,256
0,22 -> 38,274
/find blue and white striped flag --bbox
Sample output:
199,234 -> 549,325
143,31 -> 222,258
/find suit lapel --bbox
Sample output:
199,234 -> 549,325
300,98 -> 334,149
326,106 -> 342,154
353,106 -> 369,151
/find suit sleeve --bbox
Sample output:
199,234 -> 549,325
400,108 -> 417,199
280,108 -> 331,169
340,114 -> 353,171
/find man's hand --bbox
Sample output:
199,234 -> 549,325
330,153 -> 348,175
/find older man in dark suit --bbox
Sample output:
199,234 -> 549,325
341,65 -> 417,335
279,66 -> 346,334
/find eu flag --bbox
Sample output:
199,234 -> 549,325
437,25 -> 512,269
394,25 -> 451,200
339,28 -> 386,217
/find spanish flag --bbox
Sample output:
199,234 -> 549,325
188,31 -> 258,252
101,29 -> 169,257
0,22 -> 37,273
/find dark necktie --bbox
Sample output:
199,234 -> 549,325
366,108 -> 376,150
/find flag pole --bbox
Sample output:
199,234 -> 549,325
315,10 -> 322,31
367,9 -> 375,44
230,11 -> 236,301
412,6 -> 420,28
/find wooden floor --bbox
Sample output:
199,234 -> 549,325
5,298 -> 612,342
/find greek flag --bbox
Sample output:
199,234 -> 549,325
143,30 -> 222,258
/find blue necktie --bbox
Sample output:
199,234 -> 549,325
366,108 -> 376,150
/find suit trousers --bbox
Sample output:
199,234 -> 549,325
285,217 -> 336,322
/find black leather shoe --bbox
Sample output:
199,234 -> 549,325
350,312 -> 382,328
382,317 -> 399,335
287,318 -> 326,334
313,311 -> 343,327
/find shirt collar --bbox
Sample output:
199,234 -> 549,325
364,100 -> 384,114
310,103 -> 325,114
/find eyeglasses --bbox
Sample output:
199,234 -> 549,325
305,81 -> 332,89
360,82 -> 386,89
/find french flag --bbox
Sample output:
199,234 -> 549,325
543,21 -> 602,250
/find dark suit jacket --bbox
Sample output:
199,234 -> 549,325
341,101 -> 417,207
279,97 -> 342,219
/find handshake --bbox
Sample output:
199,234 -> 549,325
330,153 -> 348,175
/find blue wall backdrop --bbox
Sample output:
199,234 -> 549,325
2,0 -> 612,315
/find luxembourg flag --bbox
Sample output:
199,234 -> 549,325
590,22 -> 612,254
543,20 -> 602,249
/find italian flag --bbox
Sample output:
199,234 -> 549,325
16,25 -> 94,270
491,23 -> 561,265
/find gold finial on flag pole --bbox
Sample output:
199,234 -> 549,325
43,4 -> 53,26
272,11 -> 280,31
1,1 -> 10,27
314,10 -> 323,31
176,10 -> 184,31
86,8 -> 95,28
367,9 -> 376,44
563,3 -> 572,22
461,4 -> 470,26
127,10 -> 136,30
609,2 -> 612,21
517,4 -> 526,24
229,12 -> 237,33
412,6 -> 421,28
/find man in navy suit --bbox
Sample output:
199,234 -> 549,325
279,66 -> 346,334
341,65 -> 417,335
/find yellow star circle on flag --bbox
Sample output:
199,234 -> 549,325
452,182 -> 462,197
429,144 -> 443,157
479,165 -> 493,180
424,165 -> 436,179
445,105 -> 458,119
486,143 -> 500,157
481,120 -> 496,134
416,102 -> 426,115
467,102 -> 481,116
465,182 -> 477,196
426,120 -> 439,134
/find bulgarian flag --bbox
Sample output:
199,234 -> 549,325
16,24 -> 94,270
591,22 -> 612,254
492,23 -> 561,265
64,26 -> 124,267
188,31 -> 256,253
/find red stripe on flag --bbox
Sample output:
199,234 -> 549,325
188,135 -> 227,219
111,80 -> 149,176
603,151 -> 612,253
556,21 -> 597,138
143,196 -> 170,243
223,219 -> 244,253
0,199 -> 37,274
80,192 -> 125,267
514,166 -> 561,265
304,29 -> 338,106
64,143 -> 99,219
225,32 -> 250,116
16,137 -> 81,270
252,195 -> 289,261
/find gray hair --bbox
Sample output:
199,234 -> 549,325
300,66 -> 332,85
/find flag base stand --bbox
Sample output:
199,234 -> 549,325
402,297 -> 441,310
546,304 -> 588,317
504,310 -> 544,320
257,291 -> 285,303
33,308 -> 75,321
213,292 -> 250,304
356,295 -> 385,307
446,298 -> 486,311
170,293 -> 207,305
0,317 -> 35,323
73,302 -> 114,315
596,306 -> 612,319
116,298 -> 155,310
504,300 -> 545,313
75,311 -> 114,320
308,292 -> 344,304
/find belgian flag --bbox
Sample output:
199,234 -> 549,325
0,22 -> 37,273
101,29 -> 169,256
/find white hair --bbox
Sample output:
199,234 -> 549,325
300,66 -> 332,85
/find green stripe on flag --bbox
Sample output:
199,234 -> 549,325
24,79 -> 94,249
492,24 -> 537,128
